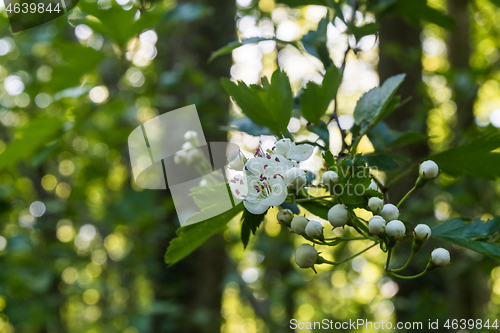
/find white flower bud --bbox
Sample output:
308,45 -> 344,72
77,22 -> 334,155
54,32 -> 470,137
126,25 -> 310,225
284,167 -> 307,189
184,130 -> 198,142
420,160 -> 439,179
328,204 -> 349,227
322,171 -> 339,185
199,178 -> 209,187
367,197 -> 384,214
275,138 -> 292,156
385,220 -> 406,240
174,150 -> 187,165
295,244 -> 318,268
182,141 -> 194,151
380,204 -> 399,221
414,224 -> 431,241
431,248 -> 450,266
227,151 -> 246,171
305,220 -> 323,238
368,180 -> 378,191
277,209 -> 294,225
291,216 -> 309,234
368,215 -> 386,235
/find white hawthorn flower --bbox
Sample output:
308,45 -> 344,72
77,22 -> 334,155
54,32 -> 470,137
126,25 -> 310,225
229,153 -> 294,214
380,204 -> 399,221
275,138 -> 314,161
414,224 -> 431,241
284,167 -> 307,189
368,197 -> 384,214
227,150 -> 246,171
385,220 -> 406,240
420,160 -> 439,179
431,248 -> 450,266
277,209 -> 293,225
305,220 -> 323,238
295,244 -> 318,268
291,216 -> 309,235
184,130 -> 198,142
368,215 -> 386,235
368,180 -> 379,191
174,150 -> 187,165
328,204 -> 349,227
322,171 -> 339,185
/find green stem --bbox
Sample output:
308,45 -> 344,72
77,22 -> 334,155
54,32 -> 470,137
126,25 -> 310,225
319,242 -> 378,265
324,236 -> 366,241
397,185 -> 417,208
390,251 -> 416,272
385,247 -> 393,270
389,269 -> 428,280
294,195 -> 336,203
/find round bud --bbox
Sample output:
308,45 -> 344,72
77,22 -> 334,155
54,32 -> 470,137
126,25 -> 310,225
367,197 -> 384,214
184,130 -> 198,142
322,171 -> 339,186
368,215 -> 386,235
385,220 -> 406,240
290,216 -> 309,235
420,160 -> 439,179
305,220 -> 323,238
295,244 -> 318,268
431,248 -> 450,267
380,204 -> 399,221
199,178 -> 209,187
284,167 -> 307,189
174,150 -> 187,165
328,204 -> 349,227
277,209 -> 294,226
368,180 -> 379,191
227,151 -> 246,171
182,141 -> 194,151
414,224 -> 431,241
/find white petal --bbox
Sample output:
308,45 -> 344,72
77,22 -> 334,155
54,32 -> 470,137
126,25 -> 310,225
275,138 -> 292,157
284,167 -> 305,185
261,181 -> 288,207
287,144 -> 314,161
244,200 -> 269,214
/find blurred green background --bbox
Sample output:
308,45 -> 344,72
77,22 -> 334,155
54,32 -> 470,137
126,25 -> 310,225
0,0 -> 500,332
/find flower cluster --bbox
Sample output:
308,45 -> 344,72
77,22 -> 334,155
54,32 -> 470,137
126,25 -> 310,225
228,139 -> 314,214
276,158 -> 450,279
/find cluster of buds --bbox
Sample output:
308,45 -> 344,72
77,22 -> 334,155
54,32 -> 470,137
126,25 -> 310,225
285,159 -> 451,278
174,131 -> 204,166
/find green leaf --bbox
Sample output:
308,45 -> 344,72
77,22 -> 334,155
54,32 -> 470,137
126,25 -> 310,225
300,65 -> 341,124
228,116 -> 273,136
241,209 -> 267,248
432,217 -> 500,261
165,204 -> 244,266
222,69 -> 293,135
0,117 -> 63,172
299,201 -> 330,220
367,121 -> 428,151
362,152 -> 399,171
353,74 -> 406,127
322,151 -> 336,169
277,0 -> 328,7
190,183 -> 231,210
347,23 -> 379,41
77,1 -> 165,47
336,154 -> 372,209
430,134 -> 500,180
302,16 -> 332,68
